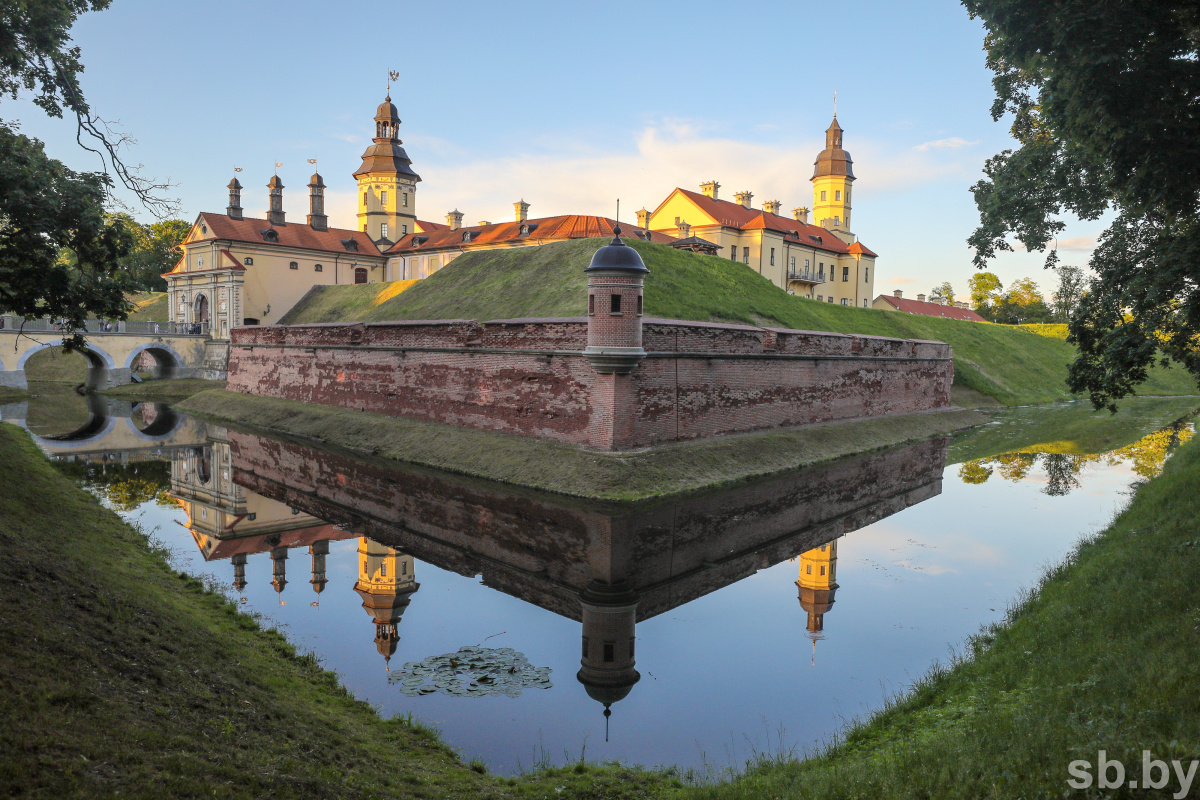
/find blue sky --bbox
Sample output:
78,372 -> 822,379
11,0 -> 1099,301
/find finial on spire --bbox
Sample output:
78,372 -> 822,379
307,158 -> 317,170
387,69 -> 399,100
274,161 -> 282,176
833,89 -> 838,118
604,705 -> 612,741
233,166 -> 242,173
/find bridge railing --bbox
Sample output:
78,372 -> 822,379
0,316 -> 209,336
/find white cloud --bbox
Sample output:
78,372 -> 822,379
1056,236 -> 1097,251
914,137 -> 979,152
319,121 -> 974,228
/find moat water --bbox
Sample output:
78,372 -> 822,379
4,388 -> 1195,775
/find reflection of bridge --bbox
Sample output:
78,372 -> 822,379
0,316 -> 227,390
0,394 -> 209,461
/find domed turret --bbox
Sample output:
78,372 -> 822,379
582,228 -> 649,374
353,537 -> 419,670
355,93 -> 421,244
576,580 -> 640,740
811,115 -> 855,232
797,541 -> 839,666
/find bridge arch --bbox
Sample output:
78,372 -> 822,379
126,402 -> 183,440
125,341 -> 185,379
16,339 -> 117,391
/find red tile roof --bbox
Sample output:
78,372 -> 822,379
385,215 -> 676,253
416,219 -> 449,231
195,212 -> 383,257
847,241 -> 877,257
876,294 -> 986,322
670,189 -> 878,257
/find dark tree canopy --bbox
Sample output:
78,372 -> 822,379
964,0 -> 1200,409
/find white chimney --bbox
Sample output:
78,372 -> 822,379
636,207 -> 650,229
793,206 -> 809,224
446,209 -> 463,231
893,290 -> 903,299
762,200 -> 781,215
701,181 -> 720,200
917,293 -> 926,302
515,199 -> 529,222
734,191 -> 753,209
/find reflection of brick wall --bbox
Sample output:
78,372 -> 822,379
227,430 -> 949,622
228,318 -> 952,451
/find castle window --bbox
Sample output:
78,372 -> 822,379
197,256 -> 203,268
770,247 -> 775,266
314,263 -> 323,272
629,638 -> 635,658
380,191 -> 388,206
637,295 -> 642,315
841,298 -> 848,305
864,268 -> 869,282
603,643 -> 615,663
582,637 -> 589,658
821,191 -> 827,201
730,245 -> 737,261
243,257 -> 253,265
610,294 -> 622,313
247,513 -> 256,521
289,261 -> 298,270
402,224 -> 407,234
835,190 -> 841,201
820,566 -> 826,576
835,216 -> 841,226
789,255 -> 796,270
381,563 -> 388,577
381,222 -> 389,239
807,565 -> 812,574
402,192 -> 408,207
817,295 -> 823,302
742,247 -> 749,264
843,266 -> 850,281
589,295 -> 595,315
828,297 -> 834,303
363,192 -> 367,205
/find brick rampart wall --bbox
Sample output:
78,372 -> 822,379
227,318 -> 953,451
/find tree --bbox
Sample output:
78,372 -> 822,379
968,271 -> 1003,312
1051,265 -> 1087,323
929,281 -> 956,305
963,0 -> 1200,409
109,213 -> 189,292
0,1 -> 173,348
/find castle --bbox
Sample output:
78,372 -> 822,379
163,94 -> 878,334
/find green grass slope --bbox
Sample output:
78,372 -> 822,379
279,238 -> 1197,406
127,291 -> 169,322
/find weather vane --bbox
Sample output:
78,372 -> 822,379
274,161 -> 282,175
307,158 -> 318,171
387,69 -> 399,95
233,166 -> 242,173
833,89 -> 838,117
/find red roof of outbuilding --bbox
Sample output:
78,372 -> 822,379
416,219 -> 449,231
386,215 -> 676,253
669,189 -> 877,257
876,294 -> 986,322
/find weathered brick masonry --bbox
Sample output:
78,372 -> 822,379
226,315 -> 953,451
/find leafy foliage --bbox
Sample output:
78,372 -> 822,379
108,213 -> 189,291
964,0 -> 1200,409
929,281 -> 955,305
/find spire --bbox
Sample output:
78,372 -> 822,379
227,169 -> 243,220
309,539 -> 329,606
266,174 -> 286,226
270,545 -> 288,603
813,117 -> 853,179
306,163 -> 328,232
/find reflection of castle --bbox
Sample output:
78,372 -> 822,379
797,540 -> 839,665
227,427 -> 949,725
354,537 -> 419,669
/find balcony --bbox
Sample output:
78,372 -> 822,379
786,270 -> 826,285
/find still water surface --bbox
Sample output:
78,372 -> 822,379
3,390 -> 1192,774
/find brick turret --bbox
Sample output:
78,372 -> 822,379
583,228 -> 648,374
576,580 -> 640,734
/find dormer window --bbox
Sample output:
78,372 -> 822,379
519,224 -> 529,236
462,230 -> 473,242
261,229 -> 279,242
200,223 -> 207,235
341,239 -> 359,252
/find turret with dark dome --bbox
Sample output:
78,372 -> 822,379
354,93 -> 421,182
812,116 -> 855,180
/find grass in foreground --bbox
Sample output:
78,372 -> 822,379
692,420 -> 1200,800
22,346 -> 89,384
277,238 -> 1196,406
177,389 -> 986,502
0,423 -> 684,799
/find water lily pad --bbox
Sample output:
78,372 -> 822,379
389,645 -> 553,698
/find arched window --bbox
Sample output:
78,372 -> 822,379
289,261 -> 298,270
314,263 -> 323,272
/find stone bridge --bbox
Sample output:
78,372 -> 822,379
0,317 -> 227,390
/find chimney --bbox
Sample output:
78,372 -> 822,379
306,172 -> 328,231
477,221 -> 491,226
917,293 -> 926,302
734,191 -> 753,209
636,207 -> 650,230
675,218 -> 691,239
446,209 -> 463,230
700,180 -> 720,200
820,217 -> 837,229
793,206 -> 809,224
515,199 -> 530,222
266,175 -> 286,226
762,199 -> 781,216
893,290 -> 903,299
227,176 -> 243,220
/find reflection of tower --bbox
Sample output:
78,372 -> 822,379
231,553 -> 248,596
309,540 -> 329,606
353,537 -> 419,670
576,581 -> 640,740
797,540 -> 839,666
270,544 -> 288,603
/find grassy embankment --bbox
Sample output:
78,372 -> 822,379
0,423 -> 683,799
103,377 -> 226,402
178,389 -> 986,503
688,416 -> 1200,800
127,291 -> 169,321
279,238 -> 1195,406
